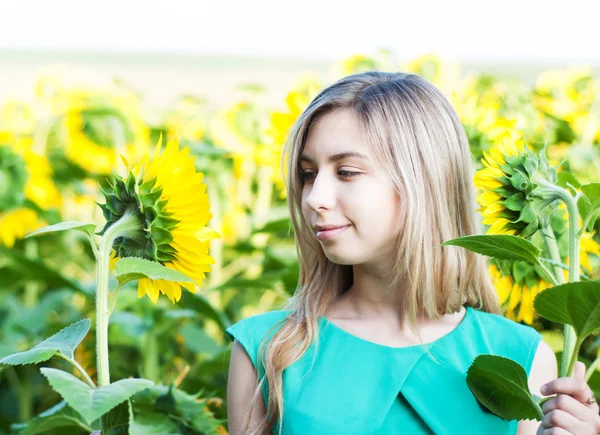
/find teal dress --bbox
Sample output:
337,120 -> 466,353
225,305 -> 543,435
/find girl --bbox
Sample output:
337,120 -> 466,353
225,72 -> 600,435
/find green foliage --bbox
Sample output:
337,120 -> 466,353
115,257 -> 193,286
25,221 -> 97,240
440,234 -> 542,264
534,281 -> 600,339
10,400 -> 97,435
0,319 -> 90,365
466,355 -> 542,421
40,368 -> 153,425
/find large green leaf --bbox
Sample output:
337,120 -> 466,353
534,281 -> 600,339
101,400 -> 131,435
466,354 -> 541,421
129,410 -> 180,435
130,383 -> 224,434
440,235 -> 541,264
10,400 -> 98,435
577,183 -> 600,235
40,367 -> 153,425
0,319 -> 91,365
25,221 -> 97,239
115,257 -> 193,286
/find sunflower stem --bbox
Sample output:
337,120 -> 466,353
23,238 -> 40,307
540,183 -> 581,379
96,208 -> 144,387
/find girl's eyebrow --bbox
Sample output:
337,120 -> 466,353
299,151 -> 369,163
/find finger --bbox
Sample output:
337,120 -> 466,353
574,361 -> 586,381
540,429 -> 571,435
541,394 -> 590,424
541,409 -> 589,433
541,377 -> 593,403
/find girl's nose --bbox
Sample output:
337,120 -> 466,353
305,172 -> 337,211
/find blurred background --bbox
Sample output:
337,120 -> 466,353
1,1 -> 600,434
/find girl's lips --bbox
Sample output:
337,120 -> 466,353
316,225 -> 350,241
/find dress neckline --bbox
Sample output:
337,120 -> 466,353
319,305 -> 472,351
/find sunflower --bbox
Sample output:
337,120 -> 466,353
474,131 -> 559,237
99,137 -> 220,304
489,203 -> 600,325
263,73 -> 322,199
489,263 -> 552,325
403,53 -> 461,95
0,138 -> 61,248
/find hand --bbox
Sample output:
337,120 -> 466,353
537,361 -> 600,434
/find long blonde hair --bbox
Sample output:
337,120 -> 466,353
240,71 -> 501,434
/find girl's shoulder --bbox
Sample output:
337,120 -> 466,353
225,309 -> 293,372
467,305 -> 544,375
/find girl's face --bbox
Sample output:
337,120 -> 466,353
300,108 -> 402,267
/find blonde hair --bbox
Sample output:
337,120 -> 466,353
239,71 -> 501,434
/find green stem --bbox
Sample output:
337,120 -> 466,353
542,225 -> 575,378
563,190 -> 582,379
55,353 -> 96,388
4,366 -> 32,422
566,337 -> 584,379
531,398 -> 544,422
23,238 -> 40,307
540,183 -> 581,378
142,332 -> 160,383
96,208 -> 144,387
585,356 -> 600,382
535,260 -> 559,286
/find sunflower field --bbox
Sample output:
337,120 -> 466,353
0,52 -> 599,434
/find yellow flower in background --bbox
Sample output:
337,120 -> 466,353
165,96 -> 208,142
533,66 -> 600,143
263,73 -> 322,199
220,184 -> 250,245
99,137 -> 220,304
0,208 -> 41,248
489,263 -> 551,325
29,67 -> 151,175
0,138 -> 61,248
62,113 -> 120,174
339,54 -> 381,75
402,53 -> 461,95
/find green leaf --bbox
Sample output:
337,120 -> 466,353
534,281 -> 600,339
0,319 -> 91,366
577,183 -> 600,235
40,367 -> 153,425
101,400 -> 131,435
10,400 -> 96,435
440,235 -> 541,264
25,221 -> 97,239
115,257 -> 193,286
129,384 -> 224,434
129,410 -> 180,435
466,354 -> 541,421
556,171 -> 581,189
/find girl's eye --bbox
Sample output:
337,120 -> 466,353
299,170 -> 361,181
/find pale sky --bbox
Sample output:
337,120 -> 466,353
1,0 -> 598,64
